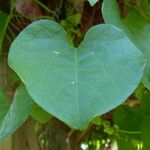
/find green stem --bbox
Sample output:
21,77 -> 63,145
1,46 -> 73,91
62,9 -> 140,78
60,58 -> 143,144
60,0 -> 67,19
35,0 -> 55,15
120,130 -> 141,135
14,14 -> 53,20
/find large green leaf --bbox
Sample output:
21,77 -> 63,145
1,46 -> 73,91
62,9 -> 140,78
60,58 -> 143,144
0,85 -> 33,141
8,19 -> 145,130
88,0 -> 99,6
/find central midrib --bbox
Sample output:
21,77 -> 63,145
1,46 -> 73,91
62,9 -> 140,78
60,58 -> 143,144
74,48 -> 80,126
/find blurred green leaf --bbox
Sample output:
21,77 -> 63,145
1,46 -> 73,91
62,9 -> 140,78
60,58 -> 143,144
140,92 -> 150,116
0,91 -> 9,126
113,105 -> 142,140
138,0 -> 150,21
0,91 -> 9,105
0,84 -> 33,141
30,103 -> 51,123
102,0 -> 122,28
113,106 -> 142,132
117,138 -> 137,150
123,10 -> 150,90
102,0 -> 150,90
141,117 -> 150,150
140,92 -> 150,149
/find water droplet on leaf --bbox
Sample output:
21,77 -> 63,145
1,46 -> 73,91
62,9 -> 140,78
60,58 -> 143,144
53,51 -> 60,55
90,52 -> 95,55
71,81 -> 75,85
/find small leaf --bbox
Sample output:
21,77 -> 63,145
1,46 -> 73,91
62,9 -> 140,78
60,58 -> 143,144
88,0 -> 99,6
0,85 -> 33,141
8,19 -> 145,130
30,103 -> 51,123
66,14 -> 81,27
134,84 -> 145,100
91,116 -> 101,126
102,0 -> 122,28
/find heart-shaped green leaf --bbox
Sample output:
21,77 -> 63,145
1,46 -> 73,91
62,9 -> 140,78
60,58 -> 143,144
0,85 -> 33,141
8,20 -> 145,130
